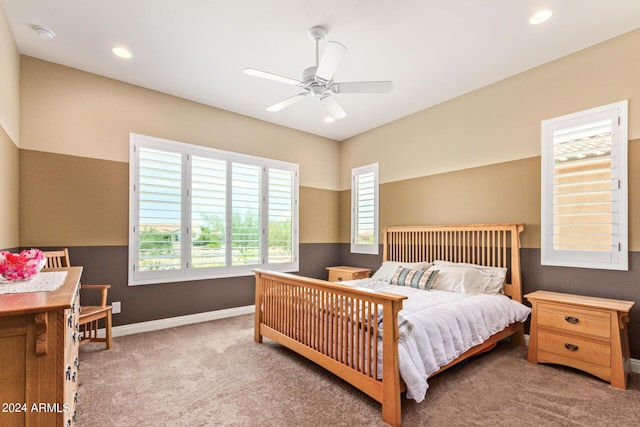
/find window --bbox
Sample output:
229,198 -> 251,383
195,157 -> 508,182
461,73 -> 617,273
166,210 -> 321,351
541,100 -> 628,270
129,134 -> 299,285
351,163 -> 379,254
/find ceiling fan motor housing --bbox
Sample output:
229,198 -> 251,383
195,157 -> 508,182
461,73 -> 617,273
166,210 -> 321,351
303,66 -> 330,97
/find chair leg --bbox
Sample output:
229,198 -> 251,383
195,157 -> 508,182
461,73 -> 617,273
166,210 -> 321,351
106,310 -> 113,350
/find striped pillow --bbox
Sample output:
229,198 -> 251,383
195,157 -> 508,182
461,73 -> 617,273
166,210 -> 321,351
390,267 -> 439,290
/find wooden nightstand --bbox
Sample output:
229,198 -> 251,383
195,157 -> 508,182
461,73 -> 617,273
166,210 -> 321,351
326,266 -> 372,282
525,290 -> 634,389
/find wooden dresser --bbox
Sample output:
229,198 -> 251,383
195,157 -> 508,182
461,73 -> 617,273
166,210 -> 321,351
0,267 -> 82,427
326,266 -> 372,282
525,290 -> 634,389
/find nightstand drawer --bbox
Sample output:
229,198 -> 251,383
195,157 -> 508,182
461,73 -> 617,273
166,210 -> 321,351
538,329 -> 611,367
538,302 -> 610,339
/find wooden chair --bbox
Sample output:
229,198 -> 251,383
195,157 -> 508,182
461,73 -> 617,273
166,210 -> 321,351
42,249 -> 113,350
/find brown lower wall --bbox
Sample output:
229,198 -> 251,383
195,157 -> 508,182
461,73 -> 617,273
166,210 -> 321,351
46,244 -> 341,327
340,246 -> 640,359
22,243 -> 639,359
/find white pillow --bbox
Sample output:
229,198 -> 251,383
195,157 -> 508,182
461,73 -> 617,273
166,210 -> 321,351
371,261 -> 432,282
428,266 -> 499,294
432,261 -> 507,294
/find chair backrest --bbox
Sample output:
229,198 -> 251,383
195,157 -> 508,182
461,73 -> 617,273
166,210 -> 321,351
43,248 -> 71,268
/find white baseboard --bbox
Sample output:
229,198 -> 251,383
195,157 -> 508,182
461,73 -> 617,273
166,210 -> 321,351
92,313 -> 640,374
90,305 -> 255,339
524,333 -> 639,374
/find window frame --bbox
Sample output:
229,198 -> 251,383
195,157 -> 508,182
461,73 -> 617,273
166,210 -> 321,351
129,133 -> 299,285
541,100 -> 628,271
351,163 -> 379,255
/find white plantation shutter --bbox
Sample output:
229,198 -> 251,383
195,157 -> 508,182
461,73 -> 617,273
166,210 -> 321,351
542,101 -> 628,270
231,163 -> 261,266
268,168 -> 295,263
190,156 -> 226,268
351,163 -> 379,254
129,134 -> 298,285
137,147 -> 183,274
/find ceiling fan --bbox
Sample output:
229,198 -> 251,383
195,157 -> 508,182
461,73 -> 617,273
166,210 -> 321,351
243,26 -> 393,120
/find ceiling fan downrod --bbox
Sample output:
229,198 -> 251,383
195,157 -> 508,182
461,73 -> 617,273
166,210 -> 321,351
308,26 -> 327,68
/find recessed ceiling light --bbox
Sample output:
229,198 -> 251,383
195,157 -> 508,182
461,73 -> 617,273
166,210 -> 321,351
33,25 -> 55,40
323,116 -> 335,123
529,10 -> 553,25
112,47 -> 132,59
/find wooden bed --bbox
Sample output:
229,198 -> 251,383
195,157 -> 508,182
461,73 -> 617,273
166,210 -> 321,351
254,223 -> 525,426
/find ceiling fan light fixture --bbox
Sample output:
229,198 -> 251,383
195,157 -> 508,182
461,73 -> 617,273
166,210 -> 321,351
529,10 -> 553,25
323,116 -> 335,123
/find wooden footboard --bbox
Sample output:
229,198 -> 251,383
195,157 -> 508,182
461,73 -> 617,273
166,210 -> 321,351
254,223 -> 525,426
254,269 -> 407,427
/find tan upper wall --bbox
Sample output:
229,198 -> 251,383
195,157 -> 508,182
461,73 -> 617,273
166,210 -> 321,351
19,56 -> 341,191
0,6 -> 19,145
19,149 -> 339,246
339,142 -> 640,250
0,128 -> 19,248
0,6 -> 19,249
340,28 -> 640,190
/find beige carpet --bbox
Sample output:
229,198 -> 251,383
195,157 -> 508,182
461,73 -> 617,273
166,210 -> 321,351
77,314 -> 640,426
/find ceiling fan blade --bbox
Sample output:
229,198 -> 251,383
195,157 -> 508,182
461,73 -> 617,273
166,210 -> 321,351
332,81 -> 393,94
315,41 -> 347,82
243,68 -> 302,86
266,93 -> 309,112
320,95 -> 346,119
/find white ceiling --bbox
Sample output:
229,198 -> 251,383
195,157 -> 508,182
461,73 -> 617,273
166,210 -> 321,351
2,0 -> 640,142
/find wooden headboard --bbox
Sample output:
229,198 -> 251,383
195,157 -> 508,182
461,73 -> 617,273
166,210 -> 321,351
382,224 -> 524,302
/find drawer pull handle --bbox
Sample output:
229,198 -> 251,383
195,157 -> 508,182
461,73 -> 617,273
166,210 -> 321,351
564,343 -> 579,352
564,316 -> 579,324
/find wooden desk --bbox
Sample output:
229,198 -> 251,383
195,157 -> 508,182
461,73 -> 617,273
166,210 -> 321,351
0,267 -> 82,427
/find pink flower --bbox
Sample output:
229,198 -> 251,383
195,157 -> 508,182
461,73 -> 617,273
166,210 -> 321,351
0,249 -> 45,282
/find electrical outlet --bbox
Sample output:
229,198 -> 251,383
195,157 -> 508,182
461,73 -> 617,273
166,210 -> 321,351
112,301 -> 121,314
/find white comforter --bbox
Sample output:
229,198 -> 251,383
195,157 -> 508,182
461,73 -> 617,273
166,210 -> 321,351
343,279 -> 531,402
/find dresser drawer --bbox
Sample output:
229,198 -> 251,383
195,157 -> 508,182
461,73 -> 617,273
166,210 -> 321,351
538,302 -> 610,339
538,329 -> 611,367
